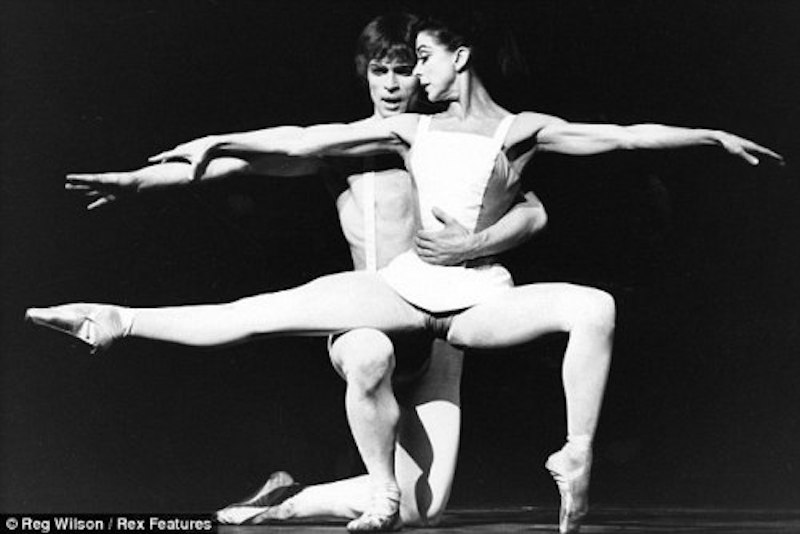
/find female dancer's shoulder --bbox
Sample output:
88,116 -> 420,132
508,111 -> 566,146
350,113 -> 423,147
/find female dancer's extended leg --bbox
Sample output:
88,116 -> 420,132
27,272 -> 428,350
446,282 -> 615,534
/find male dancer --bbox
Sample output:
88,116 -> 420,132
65,14 -> 547,530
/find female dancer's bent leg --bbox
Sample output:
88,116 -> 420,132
446,282 -> 615,534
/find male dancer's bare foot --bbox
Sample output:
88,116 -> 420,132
545,444 -> 592,534
25,303 -> 131,354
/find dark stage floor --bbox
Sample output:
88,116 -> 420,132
218,506 -> 800,533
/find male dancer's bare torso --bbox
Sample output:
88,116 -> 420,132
325,154 -> 417,272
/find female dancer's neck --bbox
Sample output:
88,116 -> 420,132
445,74 -> 503,120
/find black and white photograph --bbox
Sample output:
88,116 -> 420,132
2,1 -> 799,532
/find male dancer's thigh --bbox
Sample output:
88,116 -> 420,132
395,339 -> 463,525
446,282 -> 597,349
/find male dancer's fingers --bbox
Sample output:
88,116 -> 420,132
65,183 -> 92,191
430,206 -> 460,227
67,173 -> 117,185
66,181 -> 116,201
415,243 -> 436,260
87,196 -> 113,210
414,232 -> 436,246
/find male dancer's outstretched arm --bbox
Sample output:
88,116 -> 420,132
66,157 -> 547,267
66,153 -> 322,210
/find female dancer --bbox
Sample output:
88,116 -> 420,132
28,11 -> 781,534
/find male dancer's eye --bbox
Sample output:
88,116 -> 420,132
394,66 -> 414,76
370,65 -> 389,75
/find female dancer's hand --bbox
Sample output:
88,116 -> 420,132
65,172 -> 139,210
148,136 -> 224,183
714,131 -> 784,166
148,135 -> 222,165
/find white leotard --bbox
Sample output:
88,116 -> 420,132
379,114 -> 522,312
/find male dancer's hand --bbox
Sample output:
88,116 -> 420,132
415,207 -> 475,266
65,172 -> 139,210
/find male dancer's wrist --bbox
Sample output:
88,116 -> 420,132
458,232 -> 484,263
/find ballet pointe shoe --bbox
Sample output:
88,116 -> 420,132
346,486 -> 401,532
545,447 -> 591,534
25,303 -> 127,355
214,471 -> 304,525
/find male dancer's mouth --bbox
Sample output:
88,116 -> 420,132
382,97 -> 402,110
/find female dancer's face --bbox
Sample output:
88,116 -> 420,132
414,31 -> 458,103
367,59 -> 418,118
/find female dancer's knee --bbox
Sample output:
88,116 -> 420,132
566,286 -> 616,335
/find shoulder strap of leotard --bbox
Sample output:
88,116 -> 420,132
490,114 -> 516,154
416,114 -> 432,140
363,171 -> 377,272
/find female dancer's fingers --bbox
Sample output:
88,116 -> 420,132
190,145 -> 217,183
748,142 -> 784,164
739,150 -> 759,166
720,134 -> 784,166
148,151 -> 173,162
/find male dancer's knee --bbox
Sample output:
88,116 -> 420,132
331,329 -> 396,395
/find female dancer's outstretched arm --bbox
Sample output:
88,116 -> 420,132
147,115 -> 420,182
514,112 -> 784,164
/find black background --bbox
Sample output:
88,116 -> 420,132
2,0 -> 799,513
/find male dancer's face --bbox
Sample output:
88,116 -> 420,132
367,58 -> 418,118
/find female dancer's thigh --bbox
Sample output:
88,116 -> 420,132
233,271 -> 429,337
445,282 -> 609,349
